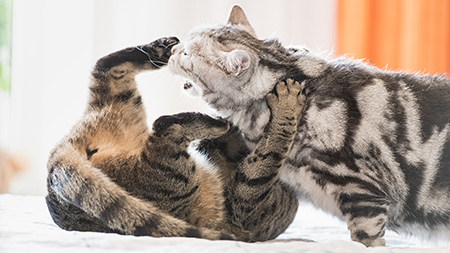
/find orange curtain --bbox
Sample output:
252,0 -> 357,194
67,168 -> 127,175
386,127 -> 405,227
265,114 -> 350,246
336,0 -> 450,75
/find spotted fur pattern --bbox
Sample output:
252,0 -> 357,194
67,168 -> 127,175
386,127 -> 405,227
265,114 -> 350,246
45,37 -> 302,242
168,5 -> 450,247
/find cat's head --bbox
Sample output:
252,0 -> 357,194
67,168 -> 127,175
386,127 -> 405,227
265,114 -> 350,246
168,6 -> 286,103
169,5 -> 326,106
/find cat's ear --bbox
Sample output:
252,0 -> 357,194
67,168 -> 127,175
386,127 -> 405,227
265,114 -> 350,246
224,50 -> 251,76
226,5 -> 256,36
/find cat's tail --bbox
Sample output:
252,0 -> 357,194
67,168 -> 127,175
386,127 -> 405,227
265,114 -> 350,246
46,142 -> 234,241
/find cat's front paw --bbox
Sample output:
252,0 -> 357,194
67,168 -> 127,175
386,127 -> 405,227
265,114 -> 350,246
153,112 -> 229,141
267,79 -> 305,120
138,37 -> 180,67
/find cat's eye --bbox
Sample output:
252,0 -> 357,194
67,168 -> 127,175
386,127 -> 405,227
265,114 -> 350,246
183,51 -> 189,56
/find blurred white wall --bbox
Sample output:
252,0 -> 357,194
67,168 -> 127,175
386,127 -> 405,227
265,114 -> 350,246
5,0 -> 336,195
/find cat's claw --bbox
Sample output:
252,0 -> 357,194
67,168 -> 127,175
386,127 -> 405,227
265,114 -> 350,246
286,78 -> 302,96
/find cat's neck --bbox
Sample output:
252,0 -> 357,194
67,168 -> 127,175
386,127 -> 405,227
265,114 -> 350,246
202,69 -> 285,147
218,98 -> 271,148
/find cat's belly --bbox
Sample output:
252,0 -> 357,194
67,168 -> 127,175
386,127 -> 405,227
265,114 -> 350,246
279,159 -> 345,221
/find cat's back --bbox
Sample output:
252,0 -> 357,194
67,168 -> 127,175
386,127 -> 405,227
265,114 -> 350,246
312,57 -> 449,90
306,57 -> 450,128
300,56 -> 450,162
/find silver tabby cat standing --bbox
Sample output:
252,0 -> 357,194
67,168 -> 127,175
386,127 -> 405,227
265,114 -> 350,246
168,5 -> 450,247
46,37 -> 304,242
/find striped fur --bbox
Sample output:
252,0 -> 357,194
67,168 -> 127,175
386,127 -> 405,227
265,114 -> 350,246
46,37 -> 301,242
168,5 -> 450,247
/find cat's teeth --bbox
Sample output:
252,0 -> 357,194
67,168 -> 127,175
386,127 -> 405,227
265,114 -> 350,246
183,81 -> 193,90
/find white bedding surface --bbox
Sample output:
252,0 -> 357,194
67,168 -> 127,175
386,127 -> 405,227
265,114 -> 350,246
1,194 -> 449,253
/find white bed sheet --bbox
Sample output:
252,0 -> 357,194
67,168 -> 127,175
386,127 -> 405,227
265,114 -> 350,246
1,194 -> 449,253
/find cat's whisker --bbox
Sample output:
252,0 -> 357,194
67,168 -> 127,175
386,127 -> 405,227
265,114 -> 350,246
146,60 -> 168,67
135,46 -> 167,67
164,41 -> 180,49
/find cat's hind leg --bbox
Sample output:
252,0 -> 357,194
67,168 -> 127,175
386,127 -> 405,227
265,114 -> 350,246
47,142 -> 234,240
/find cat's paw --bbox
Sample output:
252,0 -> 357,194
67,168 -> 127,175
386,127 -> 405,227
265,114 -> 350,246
267,78 -> 305,120
138,37 -> 180,67
153,112 -> 229,141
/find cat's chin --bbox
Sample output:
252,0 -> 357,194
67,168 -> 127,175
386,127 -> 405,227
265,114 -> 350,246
182,80 -> 202,97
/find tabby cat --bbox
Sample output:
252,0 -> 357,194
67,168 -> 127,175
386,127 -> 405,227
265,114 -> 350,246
168,5 -> 450,247
45,37 -> 305,242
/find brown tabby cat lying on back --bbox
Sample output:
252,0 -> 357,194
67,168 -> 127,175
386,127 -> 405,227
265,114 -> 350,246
46,37 -> 305,241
